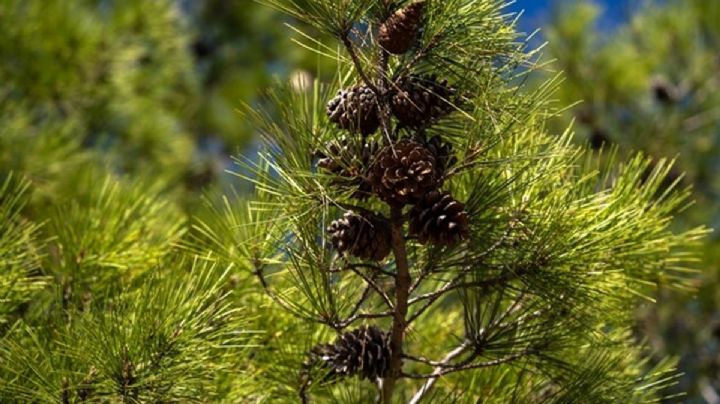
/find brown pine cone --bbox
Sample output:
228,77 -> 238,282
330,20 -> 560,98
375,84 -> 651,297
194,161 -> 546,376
308,325 -> 392,381
327,86 -> 380,136
391,74 -> 455,128
378,1 -> 425,55
369,139 -> 442,205
409,190 -> 469,246
328,211 -> 392,261
316,136 -> 379,199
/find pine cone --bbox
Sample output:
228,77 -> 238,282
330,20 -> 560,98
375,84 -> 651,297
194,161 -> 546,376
391,75 -> 454,128
370,139 -> 441,205
316,136 -> 379,199
328,211 -> 392,261
425,135 -> 457,178
309,325 -> 392,381
409,190 -> 469,246
651,78 -> 678,105
378,1 -> 425,55
327,86 -> 380,135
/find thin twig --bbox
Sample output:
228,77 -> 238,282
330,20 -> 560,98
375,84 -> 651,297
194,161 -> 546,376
335,310 -> 394,329
325,197 -> 382,219
407,342 -> 471,404
408,273 -> 513,306
406,296 -> 438,325
488,292 -> 527,332
378,49 -> 394,142
405,268 -> 526,325
445,147 -> 485,177
253,268 -> 314,321
346,262 -> 395,277
404,349 -> 534,380
348,282 -> 374,317
409,260 -> 439,294
402,352 -> 466,368
342,36 -> 379,95
410,215 -> 522,294
401,34 -> 444,75
347,265 -> 395,310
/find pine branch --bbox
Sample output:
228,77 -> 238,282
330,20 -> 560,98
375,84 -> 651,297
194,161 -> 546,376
407,264 -> 533,326
334,310 -> 394,329
346,264 -> 395,310
253,267 -> 320,323
407,341 -> 471,404
344,263 -> 395,277
408,273 -> 513,306
342,35 -> 379,95
403,348 -> 535,380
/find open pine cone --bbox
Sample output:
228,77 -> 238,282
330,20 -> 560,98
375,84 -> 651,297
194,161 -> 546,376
309,325 -> 392,381
328,211 -> 392,261
391,74 -> 455,128
409,190 -> 469,246
370,139 -> 442,205
327,86 -> 380,136
316,136 -> 379,199
378,1 -> 425,55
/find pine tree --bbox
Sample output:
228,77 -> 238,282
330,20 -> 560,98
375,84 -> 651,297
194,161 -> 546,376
187,0 -> 706,401
0,0 -> 710,402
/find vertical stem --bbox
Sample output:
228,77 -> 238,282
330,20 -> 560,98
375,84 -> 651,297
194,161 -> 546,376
380,4 -> 403,401
382,206 -> 411,403
378,50 -> 393,142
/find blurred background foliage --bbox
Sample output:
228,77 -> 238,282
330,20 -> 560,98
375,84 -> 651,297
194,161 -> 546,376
0,0 -> 335,211
0,0 -> 332,399
0,0 -> 718,401
539,0 -> 720,401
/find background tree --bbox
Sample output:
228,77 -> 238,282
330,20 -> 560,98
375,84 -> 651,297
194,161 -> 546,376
539,1 -> 720,400
0,0 -> 306,400
0,0 -> 328,207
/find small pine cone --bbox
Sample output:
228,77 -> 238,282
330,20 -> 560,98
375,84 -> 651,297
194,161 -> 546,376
378,1 -> 425,55
391,75 -> 454,128
310,325 -> 392,381
650,77 -> 678,105
316,136 -> 379,199
425,135 -> 457,178
370,139 -> 441,205
409,190 -> 469,246
327,86 -> 380,135
328,211 -> 391,261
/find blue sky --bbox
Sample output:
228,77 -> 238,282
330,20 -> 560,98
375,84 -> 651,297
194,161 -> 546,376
508,0 -> 628,32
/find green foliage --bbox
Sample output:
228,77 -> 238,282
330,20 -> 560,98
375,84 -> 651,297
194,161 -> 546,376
0,0 -> 710,401
0,102 -> 89,203
0,0 -> 198,182
0,175 -> 46,328
42,175 -> 185,308
0,260 -> 254,402
539,0 -> 720,398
